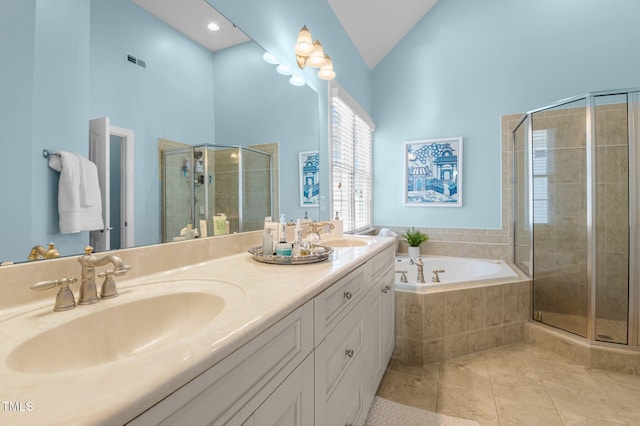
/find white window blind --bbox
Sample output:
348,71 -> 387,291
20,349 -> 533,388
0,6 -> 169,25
532,129 -> 553,225
330,96 -> 373,233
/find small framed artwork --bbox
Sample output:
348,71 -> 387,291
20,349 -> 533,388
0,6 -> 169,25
404,137 -> 463,207
299,150 -> 319,207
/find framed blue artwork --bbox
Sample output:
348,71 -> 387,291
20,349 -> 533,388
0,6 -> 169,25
404,137 -> 463,207
299,150 -> 319,207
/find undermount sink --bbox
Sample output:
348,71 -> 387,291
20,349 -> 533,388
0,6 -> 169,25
7,282 -> 230,374
322,238 -> 371,248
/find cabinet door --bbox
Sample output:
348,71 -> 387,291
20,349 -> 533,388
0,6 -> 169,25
363,281 -> 382,401
364,265 -> 395,403
243,354 -> 314,426
380,266 -> 395,362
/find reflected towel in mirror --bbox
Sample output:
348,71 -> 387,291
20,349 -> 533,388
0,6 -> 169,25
48,151 -> 104,234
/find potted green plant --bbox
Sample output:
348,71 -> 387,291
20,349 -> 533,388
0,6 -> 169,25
401,227 -> 428,257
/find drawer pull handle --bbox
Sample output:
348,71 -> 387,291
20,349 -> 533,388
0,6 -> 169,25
345,348 -> 354,358
343,291 -> 352,300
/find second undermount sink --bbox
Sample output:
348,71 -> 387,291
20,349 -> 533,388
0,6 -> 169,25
7,281 -> 233,374
322,237 -> 371,248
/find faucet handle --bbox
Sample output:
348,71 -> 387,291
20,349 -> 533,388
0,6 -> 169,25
395,270 -> 408,283
31,277 -> 77,291
31,278 -> 78,311
98,270 -> 118,299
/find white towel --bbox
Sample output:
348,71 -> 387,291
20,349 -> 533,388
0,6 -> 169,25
48,150 -> 105,234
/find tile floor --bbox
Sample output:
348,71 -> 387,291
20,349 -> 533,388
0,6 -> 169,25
376,342 -> 640,425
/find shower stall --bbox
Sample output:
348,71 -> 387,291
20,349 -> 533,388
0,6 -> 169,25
161,144 -> 272,242
513,88 -> 640,347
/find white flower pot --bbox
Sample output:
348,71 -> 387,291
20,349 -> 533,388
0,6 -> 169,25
407,246 -> 421,258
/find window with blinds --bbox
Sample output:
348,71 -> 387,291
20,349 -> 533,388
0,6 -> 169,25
330,96 -> 373,233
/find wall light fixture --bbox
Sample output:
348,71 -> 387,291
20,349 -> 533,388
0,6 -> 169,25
294,25 -> 335,80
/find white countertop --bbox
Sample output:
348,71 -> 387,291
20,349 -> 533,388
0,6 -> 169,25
0,236 -> 394,425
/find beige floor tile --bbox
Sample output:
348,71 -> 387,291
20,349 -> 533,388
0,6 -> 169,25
539,367 -> 625,423
389,359 -> 440,382
588,369 -> 640,424
558,411 -> 626,425
384,342 -> 640,426
439,352 -> 492,391
494,397 -> 563,426
490,374 -> 555,409
436,381 -> 499,426
376,369 -> 438,412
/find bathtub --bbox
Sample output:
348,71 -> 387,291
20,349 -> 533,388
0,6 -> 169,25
394,255 -> 521,293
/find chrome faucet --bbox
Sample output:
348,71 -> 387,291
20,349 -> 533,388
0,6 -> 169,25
409,257 -> 425,284
27,242 -> 60,261
432,269 -> 445,283
77,246 -> 130,304
308,221 -> 335,239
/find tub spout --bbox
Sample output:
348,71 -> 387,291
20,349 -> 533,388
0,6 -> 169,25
409,257 -> 425,284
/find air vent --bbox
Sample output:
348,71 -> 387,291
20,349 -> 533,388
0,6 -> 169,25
125,53 -> 147,69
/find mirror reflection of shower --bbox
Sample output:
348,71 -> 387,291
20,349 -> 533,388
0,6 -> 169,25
161,144 -> 273,242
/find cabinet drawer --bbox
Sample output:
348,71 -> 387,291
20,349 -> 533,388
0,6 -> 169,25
369,246 -> 395,279
314,265 -> 368,345
128,301 -> 313,426
321,294 -> 366,398
325,354 -> 365,426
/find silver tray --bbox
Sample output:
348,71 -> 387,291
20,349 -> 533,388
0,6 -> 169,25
248,245 -> 334,265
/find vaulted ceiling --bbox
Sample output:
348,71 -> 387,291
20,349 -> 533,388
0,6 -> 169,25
327,0 -> 438,68
134,0 -> 439,69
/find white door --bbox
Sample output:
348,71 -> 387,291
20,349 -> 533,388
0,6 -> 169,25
89,117 -> 135,252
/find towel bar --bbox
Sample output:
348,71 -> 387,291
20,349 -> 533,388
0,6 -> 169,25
42,149 -> 61,159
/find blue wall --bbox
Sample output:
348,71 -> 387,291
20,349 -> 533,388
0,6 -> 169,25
207,0 -> 372,220
372,0 -> 640,229
90,0 -> 217,247
212,41 -> 319,220
1,0 -> 36,262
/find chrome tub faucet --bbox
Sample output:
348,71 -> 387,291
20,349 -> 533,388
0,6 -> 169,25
409,257 -> 425,284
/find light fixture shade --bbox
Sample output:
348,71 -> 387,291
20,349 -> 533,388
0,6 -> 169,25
262,52 -> 279,65
307,40 -> 325,68
294,25 -> 314,56
317,54 -> 336,80
289,75 -> 305,87
276,64 -> 292,76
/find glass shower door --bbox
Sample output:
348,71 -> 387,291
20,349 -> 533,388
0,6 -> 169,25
594,94 -> 629,344
241,148 -> 272,232
513,116 -> 530,274
531,99 -> 588,338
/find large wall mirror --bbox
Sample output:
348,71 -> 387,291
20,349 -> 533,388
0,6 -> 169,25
0,0 -> 319,264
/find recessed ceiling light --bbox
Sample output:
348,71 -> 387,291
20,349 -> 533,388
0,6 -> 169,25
207,22 -> 220,31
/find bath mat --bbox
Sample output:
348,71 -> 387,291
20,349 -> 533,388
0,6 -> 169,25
365,396 -> 479,426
